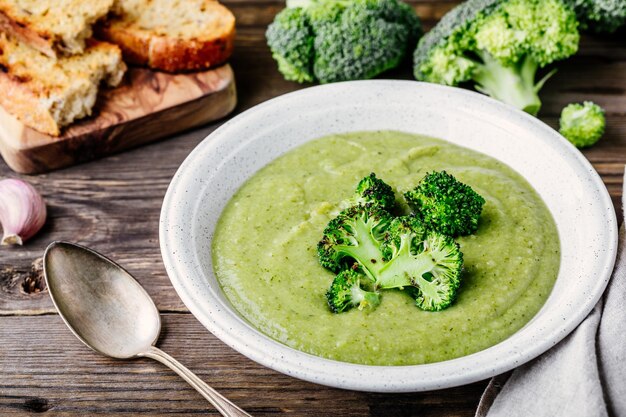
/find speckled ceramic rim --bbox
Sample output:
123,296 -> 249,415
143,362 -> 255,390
160,81 -> 618,392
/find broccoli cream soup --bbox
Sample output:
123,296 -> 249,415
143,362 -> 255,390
212,131 -> 560,365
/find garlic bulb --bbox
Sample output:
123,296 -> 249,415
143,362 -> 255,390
0,179 -> 47,245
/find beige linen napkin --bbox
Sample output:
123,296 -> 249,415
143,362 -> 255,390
476,173 -> 626,417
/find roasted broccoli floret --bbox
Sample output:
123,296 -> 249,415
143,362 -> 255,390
318,204 -> 393,274
318,172 -> 479,313
267,0 -> 422,84
563,0 -> 626,33
265,7 -> 315,82
404,171 -> 485,237
378,216 -> 463,311
326,269 -> 381,313
318,206 -> 464,312
413,0 -> 580,115
341,173 -> 396,211
559,101 -> 606,148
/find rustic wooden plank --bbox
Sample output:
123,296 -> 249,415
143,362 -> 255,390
0,314 -> 486,416
0,127 -> 213,314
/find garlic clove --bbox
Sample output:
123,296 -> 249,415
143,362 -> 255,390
0,178 -> 47,246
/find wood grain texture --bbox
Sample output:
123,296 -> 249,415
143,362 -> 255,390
0,65 -> 237,174
0,314 -> 486,416
0,0 -> 624,415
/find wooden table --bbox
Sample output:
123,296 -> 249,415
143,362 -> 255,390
1,1 -> 624,415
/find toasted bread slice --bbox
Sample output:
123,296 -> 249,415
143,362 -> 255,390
0,34 -> 126,136
97,0 -> 235,72
0,0 -> 114,56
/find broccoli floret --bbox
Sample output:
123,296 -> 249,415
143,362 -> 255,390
318,207 -> 464,311
404,171 -> 485,237
266,7 -> 315,83
312,0 -> 422,83
267,0 -> 422,83
341,173 -> 396,211
559,101 -> 606,148
318,204 -> 393,274
378,216 -> 463,311
413,0 -> 579,115
563,0 -> 626,33
326,269 -> 381,313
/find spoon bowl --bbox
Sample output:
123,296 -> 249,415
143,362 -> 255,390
44,241 -> 160,359
43,241 -> 251,417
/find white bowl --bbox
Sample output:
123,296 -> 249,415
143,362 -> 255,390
160,81 -> 617,392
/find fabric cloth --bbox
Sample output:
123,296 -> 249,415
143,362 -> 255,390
476,175 -> 626,417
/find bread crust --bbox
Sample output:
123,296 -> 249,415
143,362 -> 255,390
0,36 -> 126,136
96,2 -> 235,72
0,0 -> 114,56
147,31 -> 234,72
96,24 -> 151,67
0,70 -> 60,135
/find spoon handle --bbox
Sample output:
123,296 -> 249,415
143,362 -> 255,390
142,346 -> 252,417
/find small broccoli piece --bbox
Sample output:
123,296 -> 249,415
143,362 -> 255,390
266,7 -> 315,83
404,171 -> 485,237
326,269 -> 381,313
377,216 -> 463,311
413,0 -> 579,115
317,173 -> 477,312
267,0 -> 422,83
317,204 -> 393,274
341,173 -> 396,211
563,0 -> 626,33
559,101 -> 606,148
318,208 -> 464,312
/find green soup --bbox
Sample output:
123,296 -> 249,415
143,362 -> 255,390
212,131 -> 560,365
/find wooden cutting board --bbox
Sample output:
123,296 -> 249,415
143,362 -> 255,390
0,64 -> 236,174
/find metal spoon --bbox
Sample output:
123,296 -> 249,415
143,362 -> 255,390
43,241 -> 251,417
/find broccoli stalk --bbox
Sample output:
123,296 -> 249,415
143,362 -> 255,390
472,53 -> 556,116
326,269 -> 381,313
413,0 -> 580,115
404,171 -> 486,237
378,217 -> 463,311
559,101 -> 606,148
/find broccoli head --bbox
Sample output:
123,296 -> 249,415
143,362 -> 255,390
265,7 -> 315,82
413,0 -> 580,115
267,0 -> 422,84
404,171 -> 485,237
317,204 -> 393,275
563,0 -> 626,33
341,173 -> 396,211
326,269 -> 381,313
559,101 -> 606,148
312,0 -> 422,83
378,216 -> 463,311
